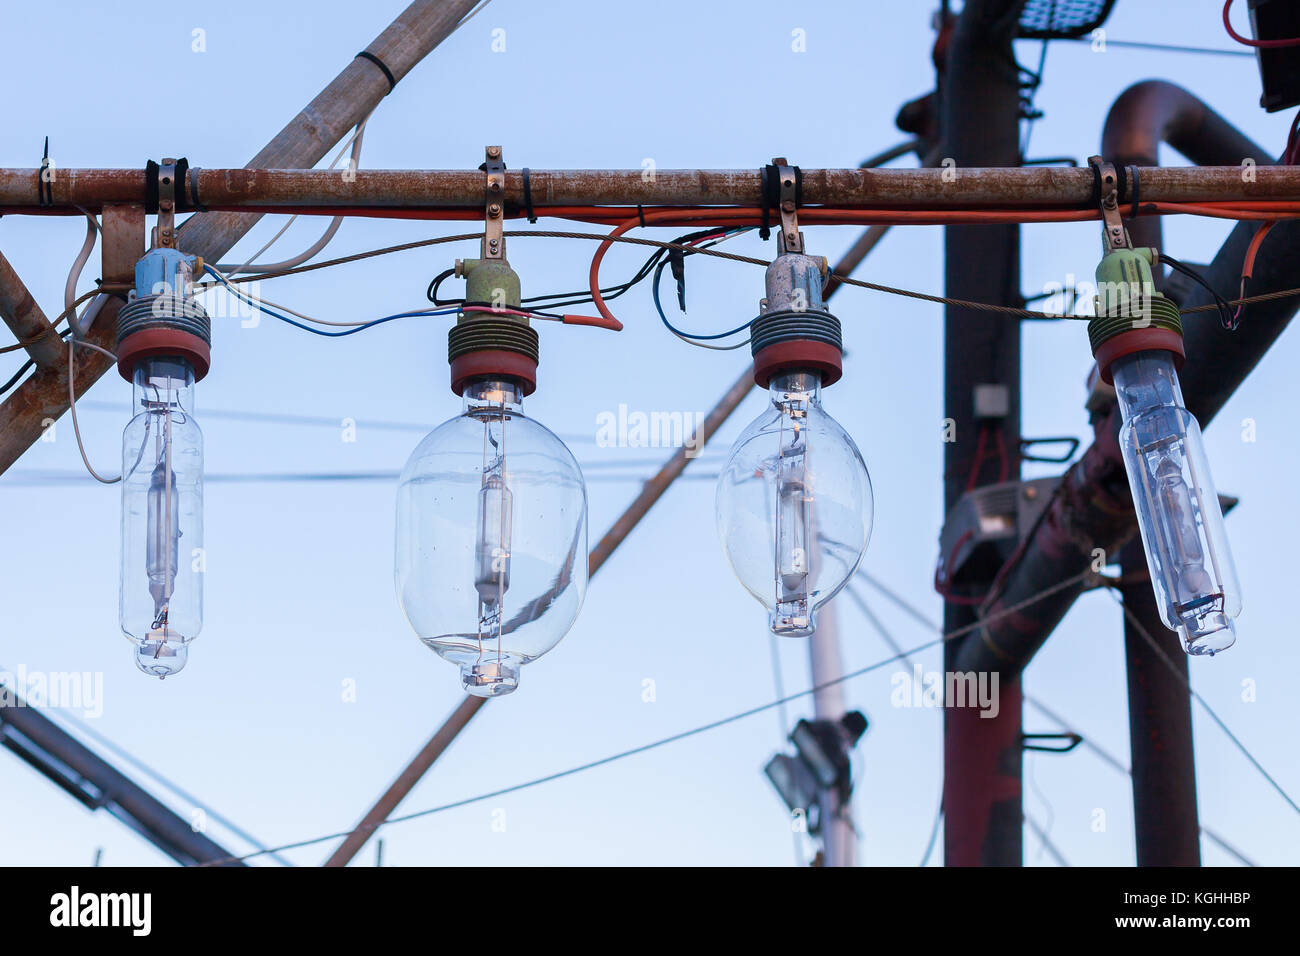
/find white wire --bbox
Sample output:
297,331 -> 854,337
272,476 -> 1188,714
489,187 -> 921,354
211,0 -> 493,276
66,338 -> 121,484
216,117 -> 369,275
64,207 -> 100,326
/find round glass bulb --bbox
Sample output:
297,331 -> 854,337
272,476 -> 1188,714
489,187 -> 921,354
716,370 -> 872,636
396,379 -> 588,696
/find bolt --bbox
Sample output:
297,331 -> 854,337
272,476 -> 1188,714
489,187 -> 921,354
488,203 -> 502,217
1025,485 -> 1038,500
487,146 -> 501,159
489,181 -> 502,193
781,200 -> 795,212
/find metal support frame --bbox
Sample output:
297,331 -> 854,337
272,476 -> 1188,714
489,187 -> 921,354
0,688 -> 243,866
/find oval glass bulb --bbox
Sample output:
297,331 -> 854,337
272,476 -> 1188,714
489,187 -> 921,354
396,379 -> 588,696
716,370 -> 873,636
120,358 -> 203,679
1111,349 -> 1241,655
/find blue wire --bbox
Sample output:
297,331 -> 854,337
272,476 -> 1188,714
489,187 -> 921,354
203,265 -> 457,338
652,258 -> 753,341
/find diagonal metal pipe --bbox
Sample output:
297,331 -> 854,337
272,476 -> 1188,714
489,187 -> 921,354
0,0 -> 481,477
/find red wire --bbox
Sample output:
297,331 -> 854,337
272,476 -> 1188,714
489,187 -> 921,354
1223,0 -> 1300,48
965,426 -> 989,493
934,529 -> 984,607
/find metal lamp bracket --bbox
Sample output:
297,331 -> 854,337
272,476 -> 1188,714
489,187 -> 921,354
772,157 -> 803,255
483,145 -> 506,260
1089,155 -> 1129,252
155,157 -> 178,249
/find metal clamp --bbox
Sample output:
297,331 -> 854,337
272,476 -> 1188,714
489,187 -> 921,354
483,145 -> 505,260
1088,155 -> 1128,252
1021,732 -> 1083,754
771,156 -> 803,254
156,157 -> 178,249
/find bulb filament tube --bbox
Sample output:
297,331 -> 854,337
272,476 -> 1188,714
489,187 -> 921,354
1112,350 -> 1241,655
771,371 -> 818,636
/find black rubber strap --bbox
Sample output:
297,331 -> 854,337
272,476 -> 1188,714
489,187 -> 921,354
637,204 -> 646,228
521,167 -> 537,223
144,159 -> 160,214
760,163 -> 803,241
172,158 -> 190,211
355,51 -> 397,93
1127,164 -> 1141,220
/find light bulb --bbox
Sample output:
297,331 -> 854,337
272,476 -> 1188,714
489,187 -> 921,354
120,357 -> 203,678
1111,350 -> 1241,654
716,370 -> 873,636
396,378 -> 587,696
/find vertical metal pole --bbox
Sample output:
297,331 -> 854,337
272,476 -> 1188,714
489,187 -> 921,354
808,599 -> 856,866
940,0 -> 1024,866
1119,539 -> 1202,865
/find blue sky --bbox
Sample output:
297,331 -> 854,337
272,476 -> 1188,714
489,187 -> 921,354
1,0 -> 1297,866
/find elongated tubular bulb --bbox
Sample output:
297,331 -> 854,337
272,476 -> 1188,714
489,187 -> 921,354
120,357 -> 203,678
1111,350 -> 1241,655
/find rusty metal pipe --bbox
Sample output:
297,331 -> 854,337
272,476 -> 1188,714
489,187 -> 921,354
7,165 -> 1300,213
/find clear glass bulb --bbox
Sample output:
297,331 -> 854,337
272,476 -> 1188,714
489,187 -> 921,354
716,370 -> 873,636
395,379 -> 588,696
1112,350 -> 1242,655
120,357 -> 203,678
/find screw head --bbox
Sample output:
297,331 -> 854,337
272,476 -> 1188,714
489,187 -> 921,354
487,146 -> 501,159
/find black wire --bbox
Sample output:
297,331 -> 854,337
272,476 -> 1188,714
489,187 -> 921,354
0,356 -> 35,398
0,327 -> 73,398
1159,253 -> 1237,330
425,226 -> 734,312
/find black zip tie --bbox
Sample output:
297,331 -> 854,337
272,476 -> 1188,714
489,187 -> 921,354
637,204 -> 646,228
355,51 -> 397,93
38,137 -> 52,207
1114,162 -> 1128,208
1087,159 -> 1102,208
1128,164 -> 1140,221
521,167 -> 537,224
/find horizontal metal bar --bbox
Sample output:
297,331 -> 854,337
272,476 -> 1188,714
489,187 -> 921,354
2,165 -> 1299,213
